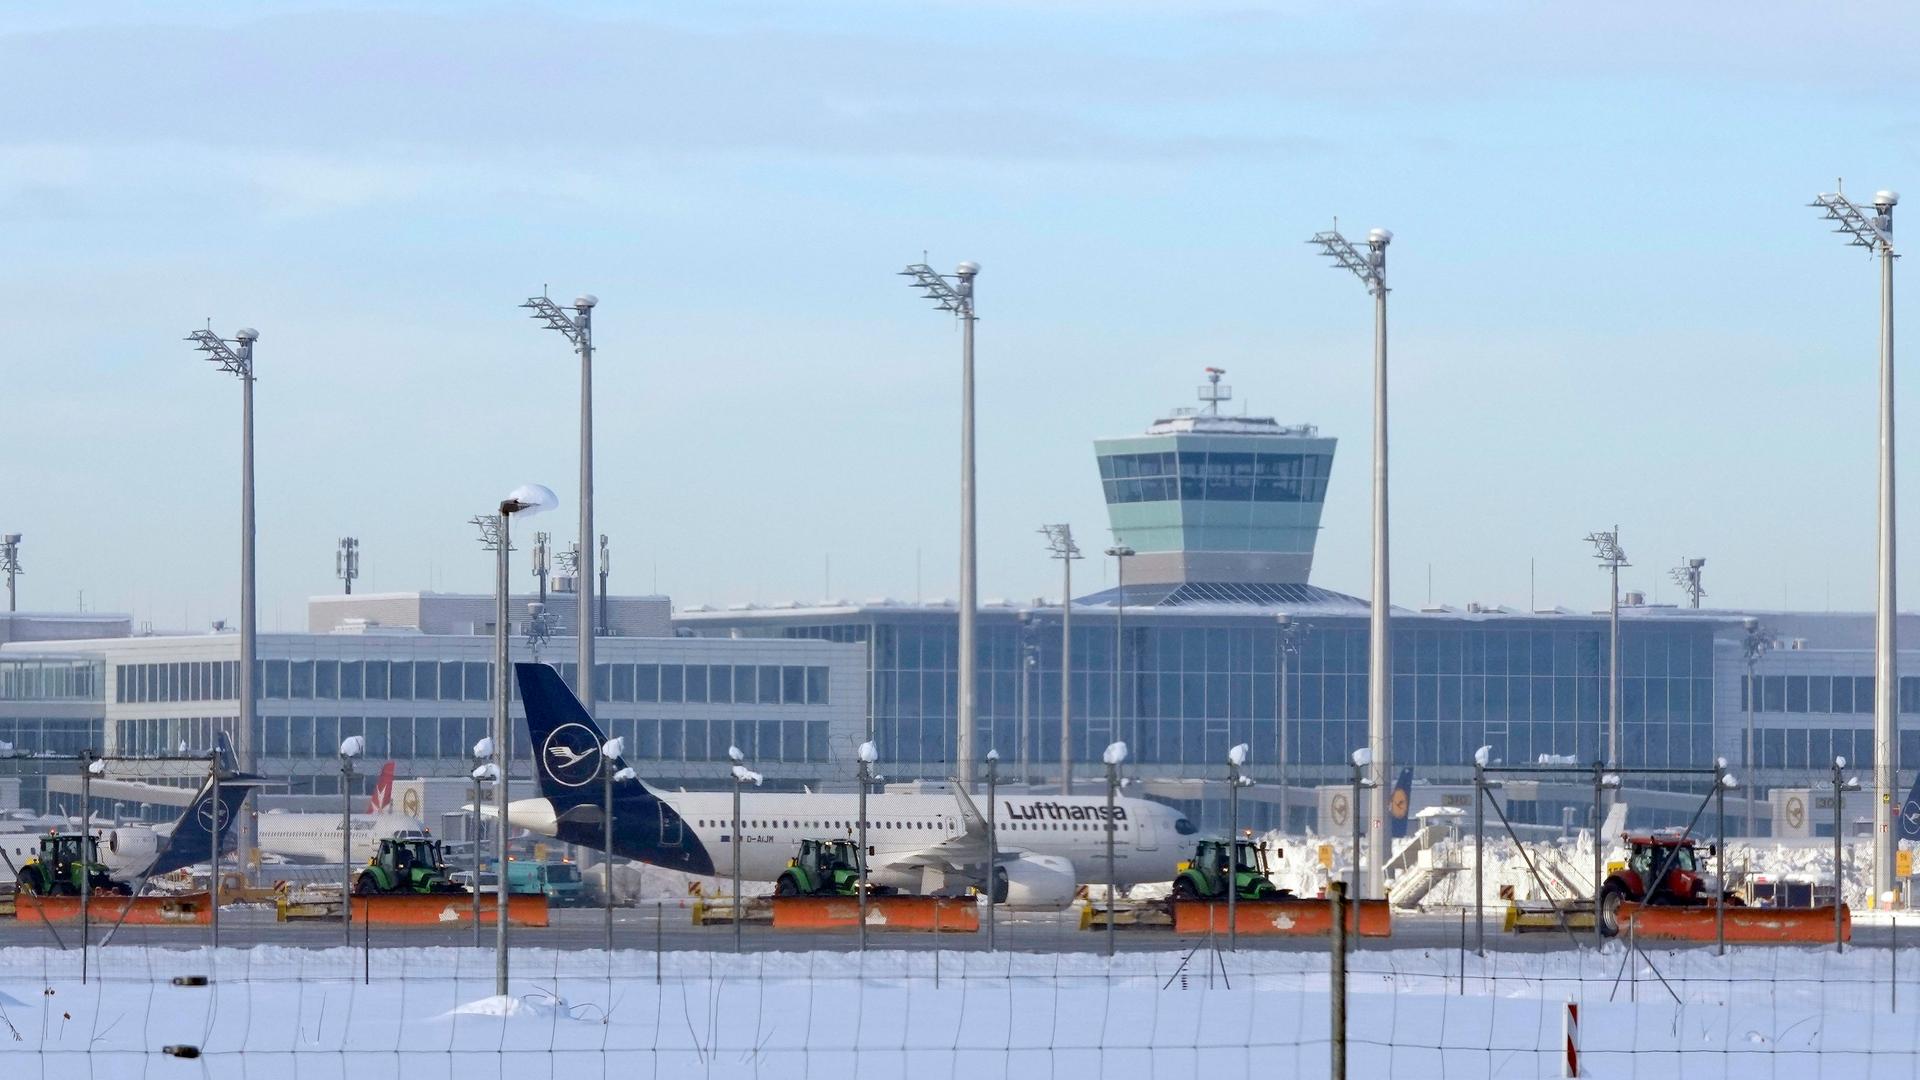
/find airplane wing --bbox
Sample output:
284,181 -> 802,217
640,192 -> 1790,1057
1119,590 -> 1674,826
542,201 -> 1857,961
864,786 -> 1014,877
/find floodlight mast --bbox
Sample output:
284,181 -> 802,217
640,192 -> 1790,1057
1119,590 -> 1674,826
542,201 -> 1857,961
520,292 -> 598,706
1669,557 -> 1705,609
1040,524 -> 1083,793
186,325 -> 259,866
902,258 -> 980,784
1810,182 -> 1899,898
0,533 -> 20,612
1586,526 -> 1629,768
1309,221 -> 1392,898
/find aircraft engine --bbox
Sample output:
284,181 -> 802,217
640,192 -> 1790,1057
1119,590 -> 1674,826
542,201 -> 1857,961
107,828 -> 159,860
996,852 -> 1077,910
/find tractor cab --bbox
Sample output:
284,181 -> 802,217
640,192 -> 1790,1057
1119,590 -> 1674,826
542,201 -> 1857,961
1172,837 -> 1289,902
1597,829 -> 1735,936
355,835 -> 464,895
17,832 -> 126,897
775,838 -> 869,897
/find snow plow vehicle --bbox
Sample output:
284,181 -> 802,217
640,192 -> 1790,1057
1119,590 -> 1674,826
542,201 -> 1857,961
774,838 -> 894,898
1597,830 -> 1740,936
353,836 -> 466,896
15,833 -> 131,897
1170,838 -> 1294,902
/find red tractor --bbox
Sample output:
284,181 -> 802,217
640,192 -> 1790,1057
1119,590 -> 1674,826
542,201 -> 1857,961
1597,830 -> 1741,936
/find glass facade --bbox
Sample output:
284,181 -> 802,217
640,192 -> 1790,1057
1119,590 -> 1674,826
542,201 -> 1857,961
732,613 -> 1719,785
1098,450 -> 1333,505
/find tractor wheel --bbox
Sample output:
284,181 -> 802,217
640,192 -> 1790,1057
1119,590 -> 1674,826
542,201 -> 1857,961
354,873 -> 382,897
1171,876 -> 1202,902
774,876 -> 801,898
1723,893 -> 1746,907
990,867 -> 1009,905
1598,881 -> 1629,938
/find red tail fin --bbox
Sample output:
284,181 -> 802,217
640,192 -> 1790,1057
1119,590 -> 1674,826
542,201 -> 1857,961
366,761 -> 396,815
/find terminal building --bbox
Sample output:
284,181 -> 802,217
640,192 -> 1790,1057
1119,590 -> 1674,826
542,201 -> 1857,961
677,378 -> 1910,833
2,377 -> 1915,836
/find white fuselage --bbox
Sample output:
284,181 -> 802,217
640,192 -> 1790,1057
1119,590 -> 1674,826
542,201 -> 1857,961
507,790 -> 1191,889
0,824 -> 166,884
255,812 -> 425,865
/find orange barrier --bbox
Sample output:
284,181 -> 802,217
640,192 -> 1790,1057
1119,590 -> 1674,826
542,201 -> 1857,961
772,895 -> 979,932
1617,902 -> 1849,944
1171,898 -> 1392,938
14,892 -> 212,926
351,893 -> 549,928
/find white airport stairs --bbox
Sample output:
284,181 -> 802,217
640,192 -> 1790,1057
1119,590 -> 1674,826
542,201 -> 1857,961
1384,823 -> 1464,910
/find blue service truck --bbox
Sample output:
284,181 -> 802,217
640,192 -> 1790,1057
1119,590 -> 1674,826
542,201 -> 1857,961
504,859 -> 587,906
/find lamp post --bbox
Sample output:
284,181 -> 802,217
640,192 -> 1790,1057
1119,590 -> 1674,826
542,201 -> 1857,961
728,745 -> 761,951
1040,525 -> 1082,793
600,735 -> 628,955
186,325 -> 259,866
520,292 -> 599,706
856,741 -> 878,951
1227,743 -> 1250,951
1102,740 -> 1127,957
474,483 -> 557,996
1585,527 -> 1629,768
1105,545 -> 1135,755
1348,747 -> 1377,898
985,748 -> 1000,952
1275,615 -> 1304,833
338,735 -> 364,947
1810,184 -> 1900,900
1740,618 -> 1773,837
902,258 -> 980,783
470,737 -> 494,947
1016,615 -> 1036,781
1309,223 -> 1393,898
1830,755 -> 1861,952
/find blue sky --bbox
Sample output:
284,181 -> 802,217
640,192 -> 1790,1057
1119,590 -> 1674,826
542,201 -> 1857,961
4,1 -> 1919,630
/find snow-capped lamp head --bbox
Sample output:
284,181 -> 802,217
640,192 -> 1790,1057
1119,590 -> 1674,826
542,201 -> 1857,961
1350,747 -> 1373,769
472,737 -> 494,760
338,735 -> 366,759
612,767 -> 637,783
727,744 -> 744,764
1228,743 -> 1249,768
1102,741 -> 1128,767
1473,745 -> 1493,769
986,749 -> 999,763
602,737 -> 625,760
471,762 -> 499,782
857,741 -> 878,764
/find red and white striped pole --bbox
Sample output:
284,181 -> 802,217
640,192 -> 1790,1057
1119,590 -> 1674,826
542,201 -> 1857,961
1562,1000 -> 1580,1077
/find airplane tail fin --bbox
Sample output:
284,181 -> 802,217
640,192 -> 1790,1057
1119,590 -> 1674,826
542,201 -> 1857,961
144,773 -> 261,879
1898,772 -> 1920,843
1388,767 -> 1414,839
516,661 -> 632,812
214,731 -> 239,776
367,761 -> 396,815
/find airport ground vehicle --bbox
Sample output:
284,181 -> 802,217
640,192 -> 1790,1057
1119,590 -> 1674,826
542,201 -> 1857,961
1597,831 -> 1741,936
774,838 -> 892,897
15,834 -> 131,897
1169,838 -> 1291,902
505,859 -> 588,905
353,836 -> 466,895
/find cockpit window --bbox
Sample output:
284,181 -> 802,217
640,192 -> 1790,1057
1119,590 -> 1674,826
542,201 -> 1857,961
1173,817 -> 1198,835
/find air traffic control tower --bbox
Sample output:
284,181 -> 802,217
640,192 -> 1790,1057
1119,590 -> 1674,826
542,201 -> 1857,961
1093,369 -> 1338,598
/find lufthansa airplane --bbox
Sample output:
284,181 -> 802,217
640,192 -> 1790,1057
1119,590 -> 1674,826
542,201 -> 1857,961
504,662 -> 1197,907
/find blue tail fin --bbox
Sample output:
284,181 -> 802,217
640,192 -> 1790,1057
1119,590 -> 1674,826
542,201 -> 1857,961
1899,772 -> 1920,843
1388,766 -> 1414,839
514,661 -> 713,876
144,773 -> 258,879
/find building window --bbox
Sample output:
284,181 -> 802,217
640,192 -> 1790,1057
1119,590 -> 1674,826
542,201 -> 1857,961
782,666 -> 805,705
636,664 -> 659,703
290,661 -> 314,699
463,662 -> 489,702
685,665 -> 709,704
806,666 -> 828,705
264,660 -> 290,699
758,666 -> 781,705
710,667 -> 733,704
661,665 -> 684,704
362,660 -> 387,701
339,661 -> 364,700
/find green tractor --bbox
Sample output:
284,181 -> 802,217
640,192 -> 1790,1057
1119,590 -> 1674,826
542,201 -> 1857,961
353,836 -> 466,896
16,833 -> 130,897
1170,837 -> 1291,902
773,838 -> 890,898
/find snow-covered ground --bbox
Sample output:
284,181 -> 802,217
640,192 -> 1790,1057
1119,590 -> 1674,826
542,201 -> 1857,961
5,944 -> 1918,1078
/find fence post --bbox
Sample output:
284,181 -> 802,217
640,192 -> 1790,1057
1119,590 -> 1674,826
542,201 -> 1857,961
1329,880 -> 1347,1080
1562,1000 -> 1580,1077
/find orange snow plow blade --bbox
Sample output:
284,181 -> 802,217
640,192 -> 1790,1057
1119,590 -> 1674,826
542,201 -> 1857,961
1171,898 -> 1392,938
14,892 -> 212,926
1618,901 -> 1848,944
352,893 -> 548,928
772,895 -> 979,932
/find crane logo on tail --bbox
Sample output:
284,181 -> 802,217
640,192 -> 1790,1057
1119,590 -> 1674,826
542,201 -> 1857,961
541,722 -> 602,788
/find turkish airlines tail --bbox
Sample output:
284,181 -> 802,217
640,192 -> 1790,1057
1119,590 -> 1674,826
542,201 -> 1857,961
367,761 -> 396,814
